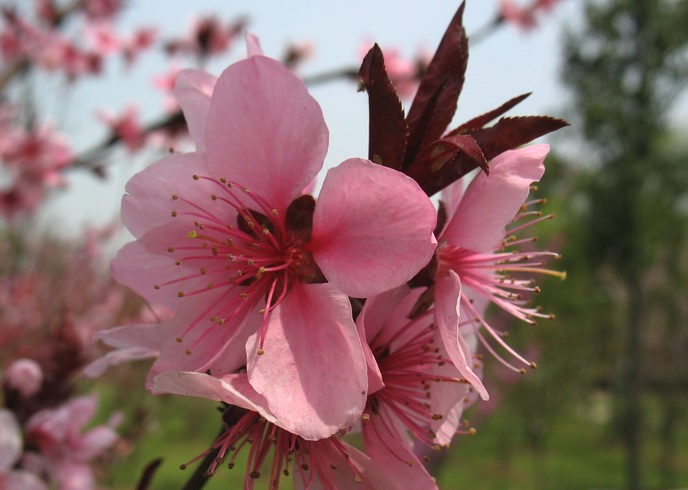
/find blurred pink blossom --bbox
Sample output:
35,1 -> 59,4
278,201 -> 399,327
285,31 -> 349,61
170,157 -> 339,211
499,0 -> 561,30
25,396 -> 120,490
97,105 -> 145,153
0,409 -> 49,490
4,359 -> 44,399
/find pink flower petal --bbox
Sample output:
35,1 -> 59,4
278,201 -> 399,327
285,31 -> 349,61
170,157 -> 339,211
440,144 -> 549,252
174,69 -> 217,152
111,220 -> 213,312
0,409 -> 22,471
1,471 -> 49,490
439,175 -> 466,225
434,271 -> 489,400
204,56 -> 328,214
153,371 -> 277,423
246,283 -> 367,440
121,152 -> 216,238
74,426 -> 119,461
144,291 -> 260,387
293,441 -> 395,490
363,433 -> 437,489
310,158 -> 437,298
245,32 -> 263,57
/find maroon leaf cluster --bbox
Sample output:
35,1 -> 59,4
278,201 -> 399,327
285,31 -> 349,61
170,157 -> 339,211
359,1 -> 568,197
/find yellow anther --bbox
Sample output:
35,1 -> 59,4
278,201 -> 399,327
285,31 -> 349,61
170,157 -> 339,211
187,230 -> 198,239
185,349 -> 192,355
361,413 -> 370,421
257,348 -> 265,355
171,211 -> 177,217
241,293 -> 249,300
220,177 -> 227,183
271,209 -> 278,215
468,427 -> 477,436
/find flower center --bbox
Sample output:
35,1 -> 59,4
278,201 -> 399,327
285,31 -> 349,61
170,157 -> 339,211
180,406 -> 367,487
365,316 -> 470,449
156,175 -> 324,356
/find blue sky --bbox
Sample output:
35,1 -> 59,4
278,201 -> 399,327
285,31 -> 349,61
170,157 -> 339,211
42,1 -> 582,233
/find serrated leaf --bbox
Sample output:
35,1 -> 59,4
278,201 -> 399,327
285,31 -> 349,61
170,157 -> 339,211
449,93 -> 532,134
404,2 -> 468,166
359,44 -> 407,170
416,116 -> 569,196
409,134 -> 488,196
468,116 -> 570,161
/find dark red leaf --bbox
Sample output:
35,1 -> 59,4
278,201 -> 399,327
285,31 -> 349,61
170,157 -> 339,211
449,93 -> 532,134
468,116 -> 570,162
404,2 -> 468,166
359,44 -> 407,170
416,116 -> 569,196
408,134 -> 488,196
402,78 -> 447,172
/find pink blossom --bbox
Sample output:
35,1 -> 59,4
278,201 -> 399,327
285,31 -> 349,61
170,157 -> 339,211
82,0 -> 123,21
154,371 -> 399,489
499,0 -> 560,30
83,322 -> 164,377
152,63 -> 182,111
97,105 -> 144,152
0,123 -> 73,219
120,27 -> 157,67
436,145 -> 564,381
356,286 -> 478,487
499,0 -> 537,30
112,53 -> 437,438
0,124 -> 72,181
83,22 -> 120,55
4,358 -> 44,398
164,16 -> 245,59
24,396 -> 120,490
0,409 -> 49,490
